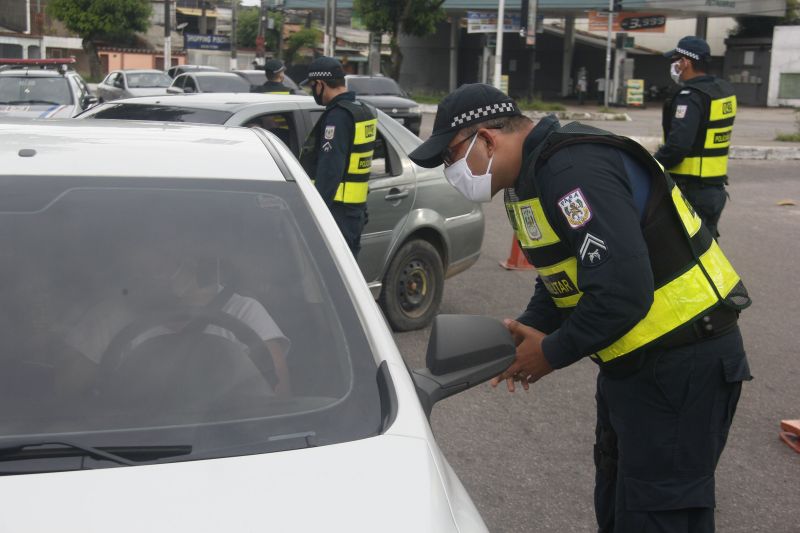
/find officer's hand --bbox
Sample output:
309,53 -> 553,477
490,319 -> 553,393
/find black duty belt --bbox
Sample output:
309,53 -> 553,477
599,305 -> 739,378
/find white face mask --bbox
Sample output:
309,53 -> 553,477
670,61 -> 682,84
443,133 -> 493,203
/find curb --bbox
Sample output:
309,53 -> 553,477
631,136 -> 800,161
419,103 -> 630,122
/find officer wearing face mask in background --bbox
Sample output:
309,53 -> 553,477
409,83 -> 751,533
655,36 -> 737,238
299,56 -> 376,257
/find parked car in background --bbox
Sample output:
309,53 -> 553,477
166,64 -> 220,78
78,93 -> 484,331
167,72 -> 250,94
232,69 -> 300,93
0,118 -> 511,532
96,69 -> 173,102
0,58 -> 96,119
346,75 -> 422,136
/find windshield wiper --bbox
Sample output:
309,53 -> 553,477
7,99 -> 63,105
0,441 -> 192,466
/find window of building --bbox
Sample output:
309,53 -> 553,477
778,73 -> 800,99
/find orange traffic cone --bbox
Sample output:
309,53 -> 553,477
500,235 -> 534,270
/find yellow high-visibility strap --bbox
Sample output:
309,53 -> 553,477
333,181 -> 369,203
704,126 -> 733,149
709,95 -> 737,121
353,119 -> 377,145
670,155 -> 728,178
671,185 -> 703,237
512,198 -> 561,249
347,150 -> 374,175
536,256 -> 582,308
596,240 -> 739,362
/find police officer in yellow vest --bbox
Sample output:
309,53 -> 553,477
655,36 -> 736,238
409,83 -> 752,533
254,59 -> 297,94
300,57 -> 376,257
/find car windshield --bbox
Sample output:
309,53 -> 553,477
348,77 -> 404,96
127,72 -> 172,88
197,75 -> 250,93
0,177 -> 382,468
0,76 -> 71,105
80,103 -> 233,124
238,71 -> 265,85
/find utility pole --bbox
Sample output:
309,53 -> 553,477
492,0 -> 505,90
323,0 -> 330,55
200,0 -> 208,35
331,0 -> 337,58
603,0 -> 613,107
230,0 -> 238,70
164,0 -> 172,70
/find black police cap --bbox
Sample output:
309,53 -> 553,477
408,83 -> 521,168
664,36 -> 711,61
301,56 -> 345,85
263,58 -> 286,75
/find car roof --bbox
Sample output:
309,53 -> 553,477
116,69 -> 166,74
97,92 -> 315,111
0,119 -> 286,181
0,69 -> 68,78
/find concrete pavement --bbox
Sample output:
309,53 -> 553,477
419,103 -> 800,160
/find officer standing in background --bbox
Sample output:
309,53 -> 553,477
408,83 -> 752,532
299,56 -> 376,257
254,59 -> 297,94
655,36 -> 737,238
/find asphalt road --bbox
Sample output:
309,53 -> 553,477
392,159 -> 800,532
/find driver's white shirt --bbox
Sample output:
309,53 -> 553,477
67,290 -> 289,364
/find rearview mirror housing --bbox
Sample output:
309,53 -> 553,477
412,315 -> 515,418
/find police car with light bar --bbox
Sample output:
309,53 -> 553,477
0,58 -> 97,119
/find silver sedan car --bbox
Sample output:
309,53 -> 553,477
78,93 -> 485,331
96,70 -> 173,102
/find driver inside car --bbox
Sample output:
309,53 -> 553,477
63,246 -> 291,397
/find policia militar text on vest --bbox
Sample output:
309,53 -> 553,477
504,123 -> 750,371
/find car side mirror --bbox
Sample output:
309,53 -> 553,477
411,315 -> 515,418
166,86 -> 182,94
81,95 -> 98,109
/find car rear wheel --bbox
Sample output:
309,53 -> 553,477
379,238 -> 444,332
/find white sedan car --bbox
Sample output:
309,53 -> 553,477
0,119 -> 513,532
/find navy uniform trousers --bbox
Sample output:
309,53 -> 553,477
594,326 -> 750,533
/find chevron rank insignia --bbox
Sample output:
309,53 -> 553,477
579,233 -> 609,267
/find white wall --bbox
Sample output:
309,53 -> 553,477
768,25 -> 800,107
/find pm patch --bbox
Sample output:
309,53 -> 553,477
520,204 -> 542,241
558,188 -> 592,229
675,104 -> 688,119
324,124 -> 336,140
579,233 -> 609,267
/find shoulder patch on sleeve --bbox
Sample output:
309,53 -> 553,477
324,124 -> 336,140
579,232 -> 610,267
675,104 -> 688,118
558,188 -> 593,229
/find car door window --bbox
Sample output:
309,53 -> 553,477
115,75 -> 125,89
245,112 -> 298,155
105,73 -> 118,86
370,132 -> 402,179
184,76 -> 198,93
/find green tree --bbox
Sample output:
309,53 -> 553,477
237,7 -> 260,48
730,1 -> 800,38
285,28 -> 321,65
47,0 -> 151,80
354,0 -> 446,79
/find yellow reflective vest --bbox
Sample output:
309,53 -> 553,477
300,99 -> 377,205
505,123 -> 749,365
662,78 -> 736,185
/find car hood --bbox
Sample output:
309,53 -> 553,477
356,94 -> 417,111
0,103 -> 76,119
127,87 -> 171,97
0,434 -> 477,533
